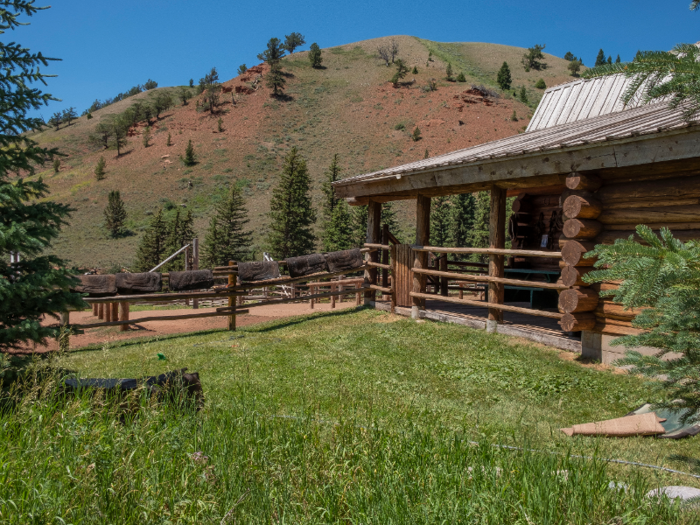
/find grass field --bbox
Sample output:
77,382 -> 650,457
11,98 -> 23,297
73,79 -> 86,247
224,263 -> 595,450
3,309 -> 699,522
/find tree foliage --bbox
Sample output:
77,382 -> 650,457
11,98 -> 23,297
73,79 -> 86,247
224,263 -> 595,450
0,1 -> 86,351
320,156 -> 353,252
584,43 -> 700,121
134,209 -> 168,272
183,139 -> 196,166
568,59 -> 582,77
199,67 -> 221,113
564,51 -> 575,61
163,209 -> 196,272
451,193 -> 476,249
258,38 -> 286,66
497,62 -> 512,91
94,156 -> 106,180
284,32 -> 306,54
104,190 -> 127,238
266,147 -> 316,259
202,185 -> 253,268
266,63 -> 286,97
521,44 -> 546,71
430,197 -> 452,247
391,59 -> 409,87
585,226 -> 700,423
308,43 -> 323,68
595,49 -> 607,68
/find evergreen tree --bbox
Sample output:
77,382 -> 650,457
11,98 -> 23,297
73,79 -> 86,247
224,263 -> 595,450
595,49 -> 607,67
412,66 -> 418,74
62,107 -> 77,126
94,156 -> 106,180
199,67 -> 221,112
568,59 -> 582,77
166,132 -> 172,146
446,62 -> 453,81
183,139 -> 196,166
324,201 -> 354,251
430,196 -> 452,247
134,209 -> 168,272
451,193 -> 476,248
352,205 -> 368,248
607,55 -> 613,65
585,227 -> 700,423
391,59 -> 410,87
615,54 -> 621,63
266,63 -> 286,97
535,78 -> 546,89
142,126 -> 151,148
104,190 -> 127,238
153,91 -> 172,119
266,147 -> 316,259
519,86 -> 529,103
237,64 -> 247,75
257,37 -> 286,66
564,51 -> 575,61
178,87 -> 191,106
202,185 -> 253,267
49,111 -> 62,131
284,32 -> 306,54
164,209 -> 197,271
0,1 -> 86,351
412,127 -> 422,141
521,44 -> 546,71
112,116 -> 128,156
321,154 -> 342,248
382,202 -> 400,241
468,192 -> 490,261
52,158 -> 60,174
308,43 -> 323,68
497,61 -> 512,90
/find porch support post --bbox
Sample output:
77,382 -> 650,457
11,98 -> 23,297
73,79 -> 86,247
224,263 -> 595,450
488,185 -> 507,327
364,200 -> 382,305
412,195 -> 431,319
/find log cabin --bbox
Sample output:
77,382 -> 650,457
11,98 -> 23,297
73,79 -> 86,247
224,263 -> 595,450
332,74 -> 700,364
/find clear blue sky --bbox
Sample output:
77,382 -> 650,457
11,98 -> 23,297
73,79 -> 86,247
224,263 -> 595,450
17,0 -> 698,118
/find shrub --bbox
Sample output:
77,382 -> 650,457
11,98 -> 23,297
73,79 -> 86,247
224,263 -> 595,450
52,158 -> 60,174
142,126 -> 151,148
519,86 -> 528,103
446,63 -> 453,81
456,72 -> 466,82
412,66 -> 418,74
394,122 -> 405,131
497,62 -> 512,91
143,79 -> 158,90
511,110 -> 518,121
535,78 -> 546,89
182,140 -> 196,167
217,118 -> 224,133
237,64 -> 247,75
412,127 -> 422,141
94,156 -> 106,180
166,133 -> 172,147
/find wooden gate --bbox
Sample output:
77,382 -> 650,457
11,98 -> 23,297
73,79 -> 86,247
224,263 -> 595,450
394,244 -> 413,307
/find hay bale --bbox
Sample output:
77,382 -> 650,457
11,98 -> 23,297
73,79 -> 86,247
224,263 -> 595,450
325,248 -> 364,272
238,261 -> 280,282
168,270 -> 214,291
115,272 -> 162,295
74,274 -> 117,297
285,254 -> 328,278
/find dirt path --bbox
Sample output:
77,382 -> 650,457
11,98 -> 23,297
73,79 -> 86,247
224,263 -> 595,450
18,302 -> 358,353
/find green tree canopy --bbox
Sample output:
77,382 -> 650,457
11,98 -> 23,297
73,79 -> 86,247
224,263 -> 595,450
563,51 -> 575,61
430,196 -> 452,247
202,185 -> 253,268
521,44 -> 546,71
308,43 -> 323,68
595,49 -> 607,67
451,193 -> 476,249
104,190 -> 127,238
0,1 -> 86,351
284,32 -> 306,54
497,61 -> 512,91
266,147 -> 316,259
134,209 -> 168,272
258,38 -> 286,66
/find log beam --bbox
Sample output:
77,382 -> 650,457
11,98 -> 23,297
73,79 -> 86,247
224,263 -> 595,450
488,186 -> 507,323
566,173 -> 602,192
560,239 -> 597,266
412,195 -> 431,318
559,312 -> 596,332
563,219 -> 603,240
558,287 -> 599,313
563,194 -> 603,220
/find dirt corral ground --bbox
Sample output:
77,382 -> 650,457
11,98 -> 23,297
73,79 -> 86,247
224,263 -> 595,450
17,301 -> 357,353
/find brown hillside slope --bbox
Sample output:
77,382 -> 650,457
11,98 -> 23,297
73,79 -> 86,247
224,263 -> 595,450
28,36 -> 576,269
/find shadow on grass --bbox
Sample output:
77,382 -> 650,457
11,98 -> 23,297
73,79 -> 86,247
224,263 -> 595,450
68,306 -> 370,354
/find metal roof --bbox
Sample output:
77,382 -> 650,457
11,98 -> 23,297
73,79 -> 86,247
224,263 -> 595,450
334,101 -> 698,189
526,74 -> 647,132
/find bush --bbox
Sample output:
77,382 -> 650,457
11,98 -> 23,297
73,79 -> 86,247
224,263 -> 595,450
94,156 -> 106,180
142,126 -> 151,148
519,86 -> 528,103
166,133 -> 172,147
535,78 -> 546,89
456,72 -> 466,82
412,66 -> 418,74
511,111 -> 518,122
182,140 -> 196,167
394,122 -> 405,131
237,64 -> 247,75
52,158 -> 60,174
446,63 -> 453,81
412,127 -> 422,141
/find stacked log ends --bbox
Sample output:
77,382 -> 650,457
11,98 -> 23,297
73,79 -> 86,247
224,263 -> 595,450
563,194 -> 603,220
566,173 -> 602,192
512,195 -> 532,214
563,218 -> 603,240
559,312 -> 596,332
561,239 -> 597,266
558,287 -> 599,313
561,265 -> 596,287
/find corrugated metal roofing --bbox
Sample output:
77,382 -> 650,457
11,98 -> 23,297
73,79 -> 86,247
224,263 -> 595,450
527,74 -> 647,132
334,101 -> 697,188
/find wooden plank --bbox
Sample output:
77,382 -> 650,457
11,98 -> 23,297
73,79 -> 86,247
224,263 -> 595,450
364,243 -> 391,250
228,261 -> 236,331
367,261 -> 392,270
412,246 -> 561,258
489,186 -> 507,322
366,284 -> 392,293
395,244 -> 412,307
233,266 -> 368,291
409,292 -> 563,319
413,268 -> 568,290
598,205 -> 700,225
75,309 -> 251,329
118,302 -> 129,332
413,196 -> 431,314
390,243 -> 397,313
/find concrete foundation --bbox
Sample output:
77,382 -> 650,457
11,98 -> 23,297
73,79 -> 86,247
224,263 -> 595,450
581,330 -> 674,364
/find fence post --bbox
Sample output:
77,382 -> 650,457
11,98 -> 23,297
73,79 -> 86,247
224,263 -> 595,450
381,224 -> 389,299
110,303 -> 119,324
364,200 -> 382,305
98,303 -> 104,320
192,237 -> 199,310
390,243 -> 397,314
228,260 -> 236,331
355,282 -> 361,306
412,195 -> 431,319
440,255 -> 448,296
331,283 -> 336,309
92,303 -> 98,316
119,302 -> 130,332
59,311 -> 70,351
488,186 -> 507,329
310,284 -> 315,309
104,302 -> 112,322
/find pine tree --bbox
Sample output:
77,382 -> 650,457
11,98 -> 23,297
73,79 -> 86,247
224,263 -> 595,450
134,209 -> 168,272
202,185 -> 253,267
382,202 -> 400,241
266,63 -> 286,97
430,196 -> 452,247
595,49 -> 606,67
519,86 -> 529,103
446,62 -> 453,81
497,61 -> 512,90
585,226 -> 700,423
257,37 -> 286,66
166,132 -> 172,146
451,193 -> 476,249
521,44 -> 546,71
412,127 -> 422,141
53,158 -> 60,174
468,192 -> 490,261
142,126 -> 151,148
535,78 -> 546,89
183,139 -> 196,166
284,32 -> 306,54
308,43 -> 323,68
564,51 -> 575,61
391,59 -> 410,87
112,116 -> 128,156
0,1 -> 86,351
607,55 -> 613,65
164,209 -> 197,271
412,66 -> 418,74
352,205 -> 368,248
94,156 -> 106,180
320,154 -> 353,251
266,147 -> 316,259
568,59 -> 582,77
615,54 -> 621,63
104,190 -> 127,238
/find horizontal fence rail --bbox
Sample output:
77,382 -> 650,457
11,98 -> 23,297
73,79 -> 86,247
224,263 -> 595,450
410,292 -> 564,320
412,245 -> 562,258
412,268 -> 568,291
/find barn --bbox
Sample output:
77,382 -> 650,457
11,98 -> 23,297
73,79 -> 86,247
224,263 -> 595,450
333,74 -> 700,363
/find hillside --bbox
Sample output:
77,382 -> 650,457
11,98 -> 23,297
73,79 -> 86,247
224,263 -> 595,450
27,36 -> 576,269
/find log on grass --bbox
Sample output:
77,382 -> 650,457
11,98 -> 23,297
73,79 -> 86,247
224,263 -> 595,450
561,239 -> 597,266
559,312 -> 596,332
598,205 -> 700,225
563,194 -> 603,220
558,287 -> 599,313
563,219 -> 603,240
566,173 -> 602,192
560,265 -> 596,287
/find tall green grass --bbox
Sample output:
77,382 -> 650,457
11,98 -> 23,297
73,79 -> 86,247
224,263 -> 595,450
0,385 -> 690,524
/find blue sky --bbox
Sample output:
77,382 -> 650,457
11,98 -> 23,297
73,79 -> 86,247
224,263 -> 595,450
17,0 -> 697,118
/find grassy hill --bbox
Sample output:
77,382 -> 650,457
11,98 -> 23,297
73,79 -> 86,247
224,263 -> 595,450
28,36 -> 576,269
